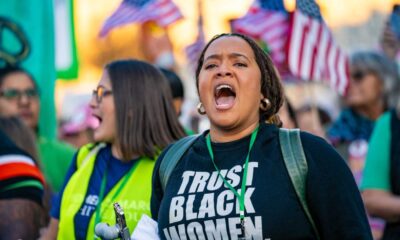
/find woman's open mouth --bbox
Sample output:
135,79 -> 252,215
92,114 -> 102,129
214,84 -> 236,110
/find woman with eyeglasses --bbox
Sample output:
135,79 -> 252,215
327,51 -> 399,239
40,59 -> 186,240
0,66 -> 75,193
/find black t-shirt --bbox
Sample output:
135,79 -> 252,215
151,123 -> 372,240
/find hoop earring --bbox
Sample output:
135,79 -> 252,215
260,98 -> 271,111
197,102 -> 206,115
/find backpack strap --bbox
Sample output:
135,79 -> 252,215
159,135 -> 200,192
279,128 -> 320,240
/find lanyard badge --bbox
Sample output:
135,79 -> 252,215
206,126 -> 259,239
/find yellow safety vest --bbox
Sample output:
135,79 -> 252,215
58,143 -> 155,239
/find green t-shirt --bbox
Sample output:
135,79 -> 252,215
361,111 -> 392,191
38,137 -> 76,192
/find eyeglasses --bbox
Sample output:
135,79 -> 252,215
92,86 -> 112,104
0,88 -> 39,101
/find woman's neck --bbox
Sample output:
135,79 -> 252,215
111,144 -> 139,161
111,144 -> 123,159
209,121 -> 259,143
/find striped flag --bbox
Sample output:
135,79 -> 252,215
231,0 -> 289,67
185,13 -> 205,70
287,0 -> 349,95
99,0 -> 183,37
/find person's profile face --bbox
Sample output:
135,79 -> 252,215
89,71 -> 116,144
0,72 -> 40,130
198,36 -> 263,131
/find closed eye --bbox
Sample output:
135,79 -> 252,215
234,62 -> 247,67
204,63 -> 217,70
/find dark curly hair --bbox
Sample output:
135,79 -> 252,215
195,33 -> 284,126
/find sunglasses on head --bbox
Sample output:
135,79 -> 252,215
0,88 -> 39,101
92,86 -> 112,104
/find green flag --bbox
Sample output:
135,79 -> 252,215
55,0 -> 79,79
0,0 -> 57,139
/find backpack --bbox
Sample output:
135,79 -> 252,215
159,128 -> 320,239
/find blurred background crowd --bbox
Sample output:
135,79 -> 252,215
0,0 -> 399,239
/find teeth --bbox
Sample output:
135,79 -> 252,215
216,84 -> 232,91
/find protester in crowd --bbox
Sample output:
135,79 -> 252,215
59,104 -> 98,148
360,44 -> 400,238
0,127 -> 46,239
278,96 -> 298,129
40,59 -> 186,239
0,116 -> 39,161
0,66 -> 76,194
328,51 -> 397,161
151,33 -> 372,239
160,67 -> 197,136
327,51 -> 398,238
160,68 -> 185,116
0,116 -> 52,220
296,104 -> 331,139
362,97 -> 400,240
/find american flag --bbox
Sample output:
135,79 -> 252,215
231,0 -> 289,67
99,0 -> 183,37
185,14 -> 205,70
287,0 -> 349,95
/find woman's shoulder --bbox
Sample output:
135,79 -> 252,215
75,143 -> 109,166
299,131 -> 330,148
156,135 -> 203,164
300,131 -> 338,156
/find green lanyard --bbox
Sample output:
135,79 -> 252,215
94,159 -> 139,234
206,126 -> 259,238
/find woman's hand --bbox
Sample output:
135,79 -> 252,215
362,189 -> 400,222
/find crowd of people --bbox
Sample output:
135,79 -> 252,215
0,14 -> 399,240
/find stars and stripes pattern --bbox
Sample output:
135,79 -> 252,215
99,0 -> 183,37
287,0 -> 349,95
231,0 -> 289,66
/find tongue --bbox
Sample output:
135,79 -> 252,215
215,95 -> 235,109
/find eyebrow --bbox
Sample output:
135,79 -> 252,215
204,53 -> 251,62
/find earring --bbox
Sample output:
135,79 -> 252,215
260,98 -> 271,111
197,102 -> 206,115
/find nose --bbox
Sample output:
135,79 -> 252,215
216,64 -> 232,77
89,94 -> 97,109
18,94 -> 30,105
